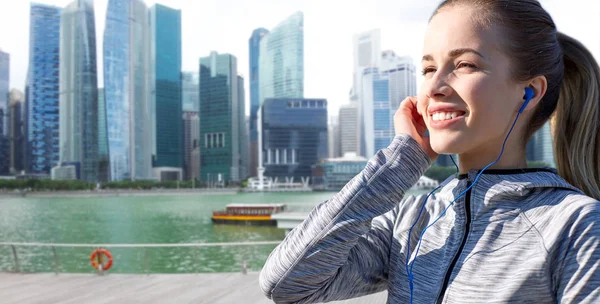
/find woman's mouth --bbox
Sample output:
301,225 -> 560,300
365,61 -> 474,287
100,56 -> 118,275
429,111 -> 466,128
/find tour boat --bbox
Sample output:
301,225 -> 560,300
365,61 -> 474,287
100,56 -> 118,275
211,203 -> 287,226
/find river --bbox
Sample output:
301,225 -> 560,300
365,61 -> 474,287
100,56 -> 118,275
0,190 -> 425,274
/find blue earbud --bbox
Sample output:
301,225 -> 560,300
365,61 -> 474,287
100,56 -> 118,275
519,87 -> 534,114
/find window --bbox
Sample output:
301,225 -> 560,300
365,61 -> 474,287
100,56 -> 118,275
267,149 -> 272,164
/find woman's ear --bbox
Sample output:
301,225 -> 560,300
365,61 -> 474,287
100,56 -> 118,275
522,75 -> 548,112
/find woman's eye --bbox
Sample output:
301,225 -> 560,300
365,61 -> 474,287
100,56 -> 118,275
421,67 -> 436,76
457,62 -> 477,70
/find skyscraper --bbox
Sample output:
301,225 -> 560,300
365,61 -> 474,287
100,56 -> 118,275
0,50 -> 8,175
339,102 -> 359,155
258,12 -> 304,106
97,87 -> 109,182
248,28 -> 269,177
199,52 -> 244,184
181,71 -> 199,112
352,29 -> 381,98
532,121 -> 555,167
238,75 -> 248,181
150,4 -> 183,180
183,111 -> 200,181
9,89 -> 25,174
0,50 -> 8,138
26,3 -> 62,174
360,52 -> 416,158
328,115 -> 340,158
58,0 -> 99,182
104,0 -> 152,181
261,98 -> 328,184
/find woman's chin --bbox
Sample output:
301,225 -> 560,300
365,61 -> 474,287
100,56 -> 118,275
430,138 -> 463,155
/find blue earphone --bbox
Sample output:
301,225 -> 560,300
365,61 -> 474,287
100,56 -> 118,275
520,87 -> 534,113
405,87 -> 535,303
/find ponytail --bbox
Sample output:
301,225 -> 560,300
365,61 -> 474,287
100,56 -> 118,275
553,32 -> 600,200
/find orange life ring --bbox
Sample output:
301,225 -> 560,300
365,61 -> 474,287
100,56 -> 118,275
90,248 -> 113,271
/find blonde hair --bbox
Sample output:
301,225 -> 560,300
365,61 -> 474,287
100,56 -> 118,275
433,0 -> 600,200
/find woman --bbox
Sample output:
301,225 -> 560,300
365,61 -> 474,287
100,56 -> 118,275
259,0 -> 600,303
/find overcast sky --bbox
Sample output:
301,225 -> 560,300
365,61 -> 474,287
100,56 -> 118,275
0,0 -> 598,115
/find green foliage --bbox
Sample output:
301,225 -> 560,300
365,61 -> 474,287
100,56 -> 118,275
0,179 -> 204,191
0,179 -> 95,191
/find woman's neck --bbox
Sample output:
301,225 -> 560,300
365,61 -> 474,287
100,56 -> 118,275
457,142 -> 528,174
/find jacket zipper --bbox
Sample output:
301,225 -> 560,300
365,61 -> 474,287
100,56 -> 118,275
436,180 -> 472,303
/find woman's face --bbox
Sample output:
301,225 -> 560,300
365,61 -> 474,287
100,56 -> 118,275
418,5 -> 526,156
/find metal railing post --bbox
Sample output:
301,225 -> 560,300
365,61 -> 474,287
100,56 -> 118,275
144,247 -> 149,276
11,245 -> 20,273
193,248 -> 199,275
52,246 -> 59,275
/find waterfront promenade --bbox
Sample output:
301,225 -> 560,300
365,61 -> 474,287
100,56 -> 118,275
0,272 -> 387,303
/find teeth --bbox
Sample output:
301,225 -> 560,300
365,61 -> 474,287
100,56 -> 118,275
432,111 -> 461,121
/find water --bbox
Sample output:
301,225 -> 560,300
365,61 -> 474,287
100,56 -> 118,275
0,190 -> 424,274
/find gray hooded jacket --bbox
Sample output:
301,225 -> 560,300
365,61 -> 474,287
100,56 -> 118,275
259,134 -> 600,303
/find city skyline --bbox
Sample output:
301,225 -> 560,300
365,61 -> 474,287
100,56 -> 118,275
1,0 -> 598,115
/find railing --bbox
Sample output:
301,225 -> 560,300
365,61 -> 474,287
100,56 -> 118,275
0,241 -> 282,275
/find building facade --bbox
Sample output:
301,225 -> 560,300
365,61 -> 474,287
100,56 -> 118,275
199,52 -> 245,184
339,102 -> 360,156
150,4 -> 183,176
26,3 -> 62,174
360,52 -> 417,158
97,87 -> 109,182
237,75 -> 248,181
58,0 -> 99,182
328,115 -> 340,159
352,29 -> 381,99
182,71 -> 199,112
104,0 -> 152,181
183,111 -> 200,181
248,28 -> 269,177
9,89 -> 25,174
0,50 -> 8,139
258,12 -> 304,106
311,153 -> 368,191
529,121 -> 555,167
261,98 -> 328,184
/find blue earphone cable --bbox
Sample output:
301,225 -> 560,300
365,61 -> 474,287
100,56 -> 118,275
405,105 -> 526,304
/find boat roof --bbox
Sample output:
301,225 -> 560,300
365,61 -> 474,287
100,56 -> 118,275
226,203 -> 286,208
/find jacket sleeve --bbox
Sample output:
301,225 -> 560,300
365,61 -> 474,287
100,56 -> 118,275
556,201 -> 600,303
258,134 -> 432,303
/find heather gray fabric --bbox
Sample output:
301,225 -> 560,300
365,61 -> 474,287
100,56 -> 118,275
259,134 -> 600,304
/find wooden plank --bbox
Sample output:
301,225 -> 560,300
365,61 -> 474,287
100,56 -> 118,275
0,272 -> 387,303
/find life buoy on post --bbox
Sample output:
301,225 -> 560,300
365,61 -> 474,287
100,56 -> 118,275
90,248 -> 113,271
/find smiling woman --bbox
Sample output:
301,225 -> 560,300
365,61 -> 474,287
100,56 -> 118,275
259,1 -> 600,303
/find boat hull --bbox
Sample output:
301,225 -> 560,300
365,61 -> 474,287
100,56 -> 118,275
211,216 -> 277,226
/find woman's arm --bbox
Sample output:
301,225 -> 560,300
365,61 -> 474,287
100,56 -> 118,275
556,201 -> 600,303
259,133 -> 432,303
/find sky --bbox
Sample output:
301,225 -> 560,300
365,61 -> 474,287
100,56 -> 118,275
0,0 -> 599,116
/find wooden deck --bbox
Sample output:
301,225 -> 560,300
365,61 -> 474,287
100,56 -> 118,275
0,272 -> 387,303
